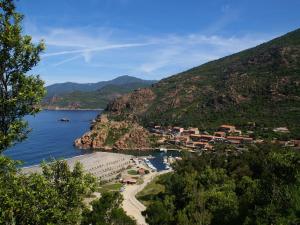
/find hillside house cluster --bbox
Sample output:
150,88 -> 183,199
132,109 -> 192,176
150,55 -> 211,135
151,124 -> 254,151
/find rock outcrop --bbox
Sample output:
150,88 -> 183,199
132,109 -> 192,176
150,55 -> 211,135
74,114 -> 152,150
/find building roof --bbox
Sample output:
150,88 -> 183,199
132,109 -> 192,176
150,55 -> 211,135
220,125 -> 236,129
214,131 -> 226,135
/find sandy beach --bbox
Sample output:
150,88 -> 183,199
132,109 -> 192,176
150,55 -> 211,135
22,152 -> 133,181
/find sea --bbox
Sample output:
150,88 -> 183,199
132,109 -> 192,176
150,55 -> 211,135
4,110 -> 178,170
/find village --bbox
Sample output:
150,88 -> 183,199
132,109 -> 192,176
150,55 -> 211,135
149,124 -> 300,152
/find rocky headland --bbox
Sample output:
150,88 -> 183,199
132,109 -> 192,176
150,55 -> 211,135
74,114 -> 153,150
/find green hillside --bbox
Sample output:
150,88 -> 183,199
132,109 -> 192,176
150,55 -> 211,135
43,76 -> 157,109
106,29 -> 300,138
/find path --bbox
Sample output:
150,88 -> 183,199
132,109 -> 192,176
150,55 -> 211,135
122,170 -> 171,225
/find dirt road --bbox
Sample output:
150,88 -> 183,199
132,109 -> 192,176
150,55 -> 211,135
122,170 -> 171,225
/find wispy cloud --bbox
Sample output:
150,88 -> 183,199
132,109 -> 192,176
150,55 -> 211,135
29,25 -> 272,81
134,33 -> 268,75
30,27 -> 155,66
43,42 -> 153,57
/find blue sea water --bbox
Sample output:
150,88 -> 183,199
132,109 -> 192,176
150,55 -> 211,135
3,110 -> 179,170
4,110 -> 100,167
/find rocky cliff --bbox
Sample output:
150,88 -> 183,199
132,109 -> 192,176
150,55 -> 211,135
74,114 -> 153,150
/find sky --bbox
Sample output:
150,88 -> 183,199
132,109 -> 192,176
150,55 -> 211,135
16,0 -> 300,85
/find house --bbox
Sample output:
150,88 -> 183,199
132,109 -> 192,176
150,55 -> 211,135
187,141 -> 212,150
172,127 -> 184,134
190,134 -> 215,142
226,136 -> 243,144
219,125 -> 236,133
273,127 -> 290,133
138,168 -> 145,175
157,138 -> 166,144
227,136 -> 253,144
214,131 -> 226,138
213,136 -> 226,143
122,178 -> 137,184
188,128 -> 200,135
234,130 -> 242,136
197,142 -> 213,150
178,136 -> 190,145
186,141 -> 195,148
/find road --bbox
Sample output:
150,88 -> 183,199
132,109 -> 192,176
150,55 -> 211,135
122,170 -> 171,225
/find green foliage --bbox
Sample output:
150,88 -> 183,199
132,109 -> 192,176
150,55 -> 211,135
0,0 -> 46,153
143,143 -> 300,225
128,169 -> 138,175
98,182 -> 123,193
0,157 -> 97,225
104,126 -> 130,146
43,82 -> 155,109
136,174 -> 166,207
82,192 -> 136,225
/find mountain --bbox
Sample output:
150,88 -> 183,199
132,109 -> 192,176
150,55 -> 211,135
43,76 -> 157,109
106,29 -> 300,137
45,75 -> 156,97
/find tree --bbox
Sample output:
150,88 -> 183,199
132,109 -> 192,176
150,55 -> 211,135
0,0 -> 45,153
82,192 -> 137,225
0,158 -> 97,224
143,143 -> 300,225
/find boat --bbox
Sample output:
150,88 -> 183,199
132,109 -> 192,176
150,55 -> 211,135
59,118 -> 70,122
160,147 -> 167,152
163,156 -> 168,164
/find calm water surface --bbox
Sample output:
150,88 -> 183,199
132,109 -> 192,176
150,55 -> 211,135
4,110 -> 99,167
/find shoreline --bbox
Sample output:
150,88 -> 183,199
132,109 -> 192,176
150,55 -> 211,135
22,151 -> 134,178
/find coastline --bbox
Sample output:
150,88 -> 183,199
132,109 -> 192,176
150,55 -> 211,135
22,151 -> 134,180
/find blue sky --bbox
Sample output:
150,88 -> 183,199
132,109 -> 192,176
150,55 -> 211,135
17,0 -> 300,85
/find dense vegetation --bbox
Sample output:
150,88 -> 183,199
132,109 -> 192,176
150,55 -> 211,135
142,144 -> 300,225
107,29 -> 300,139
43,76 -> 157,109
0,158 -> 97,224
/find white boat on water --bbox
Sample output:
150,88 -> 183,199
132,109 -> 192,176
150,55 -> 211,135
163,156 -> 168,164
160,148 -> 167,152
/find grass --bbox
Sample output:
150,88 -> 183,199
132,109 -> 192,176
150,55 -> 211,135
136,177 -> 144,185
98,183 -> 123,193
136,175 -> 165,207
127,169 -> 138,175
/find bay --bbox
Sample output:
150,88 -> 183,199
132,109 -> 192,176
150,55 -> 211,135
4,110 -> 100,167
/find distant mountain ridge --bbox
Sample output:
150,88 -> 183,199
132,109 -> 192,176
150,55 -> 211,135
43,75 -> 157,109
46,75 -> 157,97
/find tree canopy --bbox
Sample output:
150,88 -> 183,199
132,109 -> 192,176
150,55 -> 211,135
0,158 -> 97,224
0,0 -> 45,153
143,144 -> 300,225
